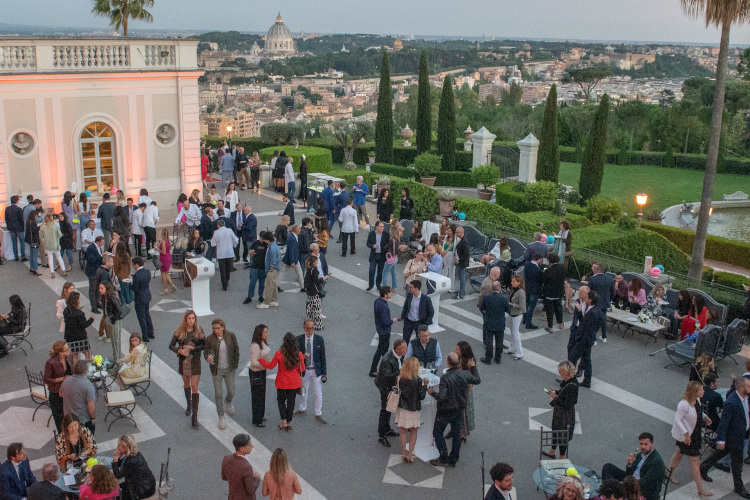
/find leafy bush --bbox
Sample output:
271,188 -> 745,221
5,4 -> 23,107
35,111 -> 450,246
495,181 -> 528,212
523,180 -> 558,212
585,195 -> 624,224
642,222 -> 750,269
414,152 -> 443,178
454,197 -> 535,232
260,123 -> 304,145
713,271 -> 748,290
343,162 -> 358,171
565,189 -> 582,205
471,165 -> 500,190
455,151 -> 473,171
663,146 -> 675,168
517,212 -> 591,231
644,209 -> 664,222
259,146 -> 332,173
617,217 -> 637,230
617,141 -> 629,166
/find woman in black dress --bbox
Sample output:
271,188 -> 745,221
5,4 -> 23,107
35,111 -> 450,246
297,156 -> 308,202
669,381 -> 710,496
58,211 -> 75,272
400,188 -> 414,220
377,189 -> 394,223
544,360 -> 579,459
168,310 -> 205,426
63,291 -> 94,361
304,256 -> 325,330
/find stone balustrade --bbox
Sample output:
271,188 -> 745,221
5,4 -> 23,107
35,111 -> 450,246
0,38 -> 198,73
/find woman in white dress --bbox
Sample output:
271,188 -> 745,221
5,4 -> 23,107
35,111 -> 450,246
56,282 -> 76,334
224,182 -> 239,210
118,332 -> 149,385
440,225 -> 455,292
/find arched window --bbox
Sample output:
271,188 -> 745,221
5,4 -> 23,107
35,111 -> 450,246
80,122 -> 115,193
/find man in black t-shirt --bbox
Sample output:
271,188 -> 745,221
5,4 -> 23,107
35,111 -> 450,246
243,232 -> 268,304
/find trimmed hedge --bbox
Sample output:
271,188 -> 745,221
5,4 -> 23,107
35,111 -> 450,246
371,163 -> 415,179
495,181 -> 528,212
435,172 -> 475,187
713,271 -> 748,291
259,146 -> 332,174
517,212 -> 592,231
574,224 -> 690,274
642,222 -> 750,270
454,197 -> 535,233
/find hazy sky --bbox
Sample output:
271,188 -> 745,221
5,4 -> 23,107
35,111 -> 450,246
5,0 -> 750,44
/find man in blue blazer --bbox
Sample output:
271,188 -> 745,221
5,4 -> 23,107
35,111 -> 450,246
586,263 -> 614,342
84,235 -> 105,313
131,256 -> 154,342
480,283 -> 511,364
523,253 -> 544,329
577,291 -> 604,388
297,319 -> 328,424
0,443 -> 36,500
281,225 -> 304,290
701,376 -> 750,498
366,221 -> 391,292
280,193 -> 295,226
321,180 -> 336,229
400,280 -> 434,344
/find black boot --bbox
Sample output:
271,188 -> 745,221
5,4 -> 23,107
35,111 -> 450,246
184,388 -> 192,416
191,394 -> 199,427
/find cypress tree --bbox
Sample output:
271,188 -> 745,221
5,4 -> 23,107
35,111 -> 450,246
375,51 -> 393,164
437,75 -> 456,171
536,84 -> 559,182
579,94 -> 610,202
416,50 -> 432,154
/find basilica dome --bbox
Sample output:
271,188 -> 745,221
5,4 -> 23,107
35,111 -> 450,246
264,12 -> 296,54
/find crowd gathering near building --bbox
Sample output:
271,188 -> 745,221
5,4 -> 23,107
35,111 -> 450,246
3,140 -> 750,500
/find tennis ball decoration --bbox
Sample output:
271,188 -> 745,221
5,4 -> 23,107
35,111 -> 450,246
86,458 -> 98,468
566,467 -> 578,477
94,354 -> 103,367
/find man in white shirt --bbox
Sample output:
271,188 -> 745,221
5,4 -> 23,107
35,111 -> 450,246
212,219 -> 239,291
143,202 -> 159,252
284,157 -> 296,201
176,199 -> 201,227
80,220 -> 103,251
339,199 -> 359,257
131,203 -> 146,257
295,319 -> 328,424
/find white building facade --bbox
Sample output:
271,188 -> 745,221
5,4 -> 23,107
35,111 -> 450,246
0,38 -> 203,213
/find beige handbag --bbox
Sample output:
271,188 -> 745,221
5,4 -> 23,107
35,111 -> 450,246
386,376 -> 400,413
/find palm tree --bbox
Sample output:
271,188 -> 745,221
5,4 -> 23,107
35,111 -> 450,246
91,0 -> 155,37
681,0 -> 750,282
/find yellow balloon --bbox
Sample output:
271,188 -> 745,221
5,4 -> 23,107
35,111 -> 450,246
566,467 -> 578,477
86,458 -> 99,467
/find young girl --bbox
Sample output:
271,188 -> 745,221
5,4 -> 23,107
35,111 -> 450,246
157,228 -> 176,296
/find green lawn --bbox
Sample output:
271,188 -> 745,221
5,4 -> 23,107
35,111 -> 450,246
558,162 -> 750,213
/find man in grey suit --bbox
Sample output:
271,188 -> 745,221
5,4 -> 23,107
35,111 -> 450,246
27,463 -> 65,500
586,263 -> 614,343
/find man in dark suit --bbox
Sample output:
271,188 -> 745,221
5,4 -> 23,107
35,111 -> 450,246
240,206 -> 257,263
97,192 -> 116,247
366,221 -> 390,292
84,235 -> 105,313
485,462 -> 514,500
231,204 -> 246,263
200,206 -> 215,260
26,463 -> 64,500
480,283 -> 511,364
371,286 -> 397,377
131,256 -> 154,342
281,225 -> 304,290
3,195 -> 26,261
321,180 -> 336,230
701,375 -> 750,498
454,226 -> 470,299
577,290 -> 603,388
296,319 -> 328,424
602,432 -> 665,500
586,263 -> 614,343
703,373 -> 723,433
523,253 -> 544,330
278,193 -> 295,226
375,338 -> 407,447
0,443 -> 36,500
567,286 -> 589,371
298,217 -> 314,267
400,280 -> 434,344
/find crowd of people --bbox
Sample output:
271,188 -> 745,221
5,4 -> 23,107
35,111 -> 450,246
5,151 -> 750,500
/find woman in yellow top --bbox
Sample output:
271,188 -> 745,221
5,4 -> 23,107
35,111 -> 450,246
39,214 -> 67,278
55,413 -> 98,469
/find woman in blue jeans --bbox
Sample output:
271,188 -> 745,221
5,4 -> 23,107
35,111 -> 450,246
58,211 -> 76,270
25,210 -> 41,276
381,225 -> 400,288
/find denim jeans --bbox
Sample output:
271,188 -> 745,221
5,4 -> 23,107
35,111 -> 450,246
455,266 -> 466,297
212,367 -> 236,417
9,231 -> 25,259
28,247 -> 39,271
381,262 -> 397,288
433,410 -> 464,465
524,294 -> 540,326
368,258 -> 385,288
247,268 -> 266,299
287,181 -> 296,200
62,248 -> 74,268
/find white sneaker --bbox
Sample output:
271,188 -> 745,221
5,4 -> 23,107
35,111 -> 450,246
269,301 -> 279,307
320,314 -> 327,319
594,341 -> 597,346
97,335 -> 106,341
257,303 -> 270,309
599,336 -> 607,343
226,403 -> 235,416
218,416 -> 226,430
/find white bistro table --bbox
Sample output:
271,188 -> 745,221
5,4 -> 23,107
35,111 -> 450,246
412,370 -> 442,462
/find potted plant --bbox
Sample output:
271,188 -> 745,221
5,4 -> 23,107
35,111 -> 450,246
368,150 -> 376,164
375,175 -> 392,193
645,209 -> 665,224
438,189 -> 457,217
414,152 -> 442,187
471,165 -> 500,201
343,161 -> 358,171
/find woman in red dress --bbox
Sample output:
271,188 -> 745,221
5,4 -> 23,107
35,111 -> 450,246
259,332 -> 305,431
680,294 -> 707,340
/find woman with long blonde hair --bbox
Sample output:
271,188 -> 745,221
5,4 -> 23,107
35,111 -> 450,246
39,214 -> 67,278
262,448 -> 302,499
395,357 -> 428,464
157,228 -> 176,295
168,310 -> 205,426
669,381 -> 711,496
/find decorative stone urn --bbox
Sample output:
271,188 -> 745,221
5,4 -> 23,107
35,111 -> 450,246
401,125 -> 413,147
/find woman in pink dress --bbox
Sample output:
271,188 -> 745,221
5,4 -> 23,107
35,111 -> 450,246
158,228 -> 176,296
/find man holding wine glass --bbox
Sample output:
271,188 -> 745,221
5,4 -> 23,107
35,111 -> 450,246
405,326 -> 442,370
204,318 -> 240,431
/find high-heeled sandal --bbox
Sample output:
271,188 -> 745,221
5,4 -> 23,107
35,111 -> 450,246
402,456 -> 409,463
542,450 -> 556,459
698,490 -> 713,497
284,425 -> 292,431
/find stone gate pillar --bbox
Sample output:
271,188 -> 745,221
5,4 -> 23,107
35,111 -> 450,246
517,133 -> 540,183
470,126 -> 496,168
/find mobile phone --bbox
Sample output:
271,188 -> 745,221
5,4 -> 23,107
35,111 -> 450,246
543,388 -> 550,393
